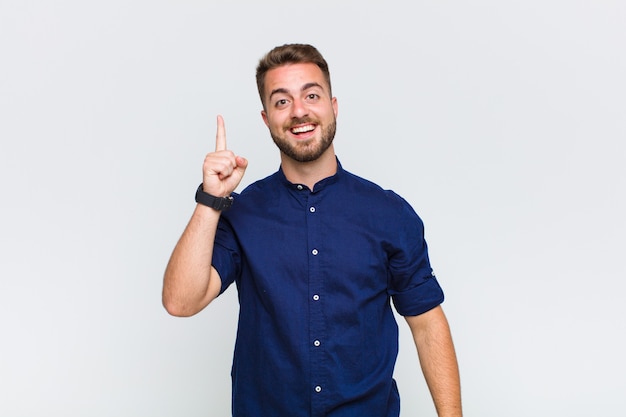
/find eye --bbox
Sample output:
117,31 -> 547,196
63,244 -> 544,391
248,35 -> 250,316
306,93 -> 320,100
274,98 -> 289,108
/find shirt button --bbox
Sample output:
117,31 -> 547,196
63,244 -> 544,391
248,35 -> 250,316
296,185 -> 304,190
309,206 -> 316,213
311,249 -> 318,256
314,340 -> 321,347
312,294 -> 320,301
315,386 -> 322,393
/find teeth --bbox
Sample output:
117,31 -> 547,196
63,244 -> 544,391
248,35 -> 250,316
291,125 -> 315,134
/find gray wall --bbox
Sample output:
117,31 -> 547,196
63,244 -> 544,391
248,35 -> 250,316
1,1 -> 624,416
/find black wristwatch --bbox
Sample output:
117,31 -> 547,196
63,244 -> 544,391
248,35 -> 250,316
195,183 -> 234,211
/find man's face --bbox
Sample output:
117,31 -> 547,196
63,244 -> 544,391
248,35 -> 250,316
261,63 -> 338,163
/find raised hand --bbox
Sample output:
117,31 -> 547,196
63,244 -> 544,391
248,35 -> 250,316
202,115 -> 248,198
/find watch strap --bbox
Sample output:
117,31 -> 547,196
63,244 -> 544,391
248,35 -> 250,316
195,183 -> 234,211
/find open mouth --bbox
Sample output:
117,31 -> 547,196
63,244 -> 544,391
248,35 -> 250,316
290,124 -> 316,135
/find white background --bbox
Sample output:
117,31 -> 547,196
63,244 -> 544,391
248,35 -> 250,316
1,1 -> 624,416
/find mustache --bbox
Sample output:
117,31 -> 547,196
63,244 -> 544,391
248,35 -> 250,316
287,117 -> 316,128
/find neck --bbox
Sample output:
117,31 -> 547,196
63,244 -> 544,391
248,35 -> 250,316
280,146 -> 337,191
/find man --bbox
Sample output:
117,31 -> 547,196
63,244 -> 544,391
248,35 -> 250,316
163,43 -> 462,417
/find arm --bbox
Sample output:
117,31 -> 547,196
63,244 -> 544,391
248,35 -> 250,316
405,306 -> 462,417
162,115 -> 247,317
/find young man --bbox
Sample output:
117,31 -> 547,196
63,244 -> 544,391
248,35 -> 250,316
163,43 -> 462,417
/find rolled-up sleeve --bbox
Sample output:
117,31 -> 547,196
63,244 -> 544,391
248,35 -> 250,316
212,217 -> 241,295
386,196 -> 445,316
391,277 -> 444,316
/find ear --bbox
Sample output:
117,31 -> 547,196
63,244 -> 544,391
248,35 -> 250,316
332,97 -> 338,118
261,109 -> 270,128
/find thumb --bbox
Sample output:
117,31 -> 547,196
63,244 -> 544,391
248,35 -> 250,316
235,156 -> 248,171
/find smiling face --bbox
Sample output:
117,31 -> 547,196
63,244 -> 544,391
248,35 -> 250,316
261,63 -> 338,163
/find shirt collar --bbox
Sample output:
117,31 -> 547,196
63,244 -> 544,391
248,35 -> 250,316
277,157 -> 343,193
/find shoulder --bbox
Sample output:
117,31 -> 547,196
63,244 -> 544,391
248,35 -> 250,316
341,169 -> 414,213
235,171 -> 282,199
222,171 -> 283,219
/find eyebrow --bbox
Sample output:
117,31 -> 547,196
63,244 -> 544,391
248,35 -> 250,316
269,82 -> 324,101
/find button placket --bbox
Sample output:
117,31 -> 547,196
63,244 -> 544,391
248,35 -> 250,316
307,194 -> 325,408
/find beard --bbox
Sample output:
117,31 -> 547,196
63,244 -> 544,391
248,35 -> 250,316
270,117 -> 337,163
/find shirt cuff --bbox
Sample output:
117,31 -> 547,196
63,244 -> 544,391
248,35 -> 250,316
392,277 -> 445,316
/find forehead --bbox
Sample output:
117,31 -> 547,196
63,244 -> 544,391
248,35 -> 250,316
264,63 -> 328,95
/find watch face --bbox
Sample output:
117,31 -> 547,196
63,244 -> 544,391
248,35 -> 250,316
217,196 -> 234,211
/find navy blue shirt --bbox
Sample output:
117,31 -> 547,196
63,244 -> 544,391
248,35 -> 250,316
212,160 -> 444,417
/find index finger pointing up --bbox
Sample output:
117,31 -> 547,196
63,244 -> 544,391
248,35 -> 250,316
215,114 -> 227,151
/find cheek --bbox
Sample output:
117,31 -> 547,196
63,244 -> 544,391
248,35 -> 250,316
266,119 -> 283,134
270,115 -> 287,129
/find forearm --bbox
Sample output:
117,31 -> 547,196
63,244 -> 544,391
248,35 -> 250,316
406,307 -> 462,417
162,204 -> 222,317
162,115 -> 247,317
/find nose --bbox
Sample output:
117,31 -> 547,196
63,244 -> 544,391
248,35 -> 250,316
290,98 -> 308,119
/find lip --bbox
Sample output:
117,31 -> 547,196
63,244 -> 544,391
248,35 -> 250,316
289,123 -> 317,139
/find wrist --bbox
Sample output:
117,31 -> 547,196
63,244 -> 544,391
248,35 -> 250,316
195,183 -> 234,211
